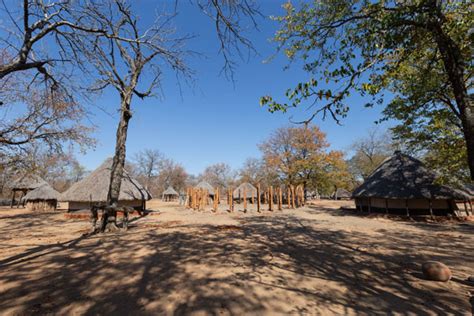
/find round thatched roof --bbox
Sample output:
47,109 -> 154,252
59,158 -> 152,202
162,186 -> 179,196
195,181 -> 215,195
352,151 -> 470,200
23,184 -> 60,201
10,174 -> 48,190
333,188 -> 351,199
233,182 -> 257,198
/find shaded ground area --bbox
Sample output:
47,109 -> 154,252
0,200 -> 473,315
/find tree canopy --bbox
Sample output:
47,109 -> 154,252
260,0 -> 473,180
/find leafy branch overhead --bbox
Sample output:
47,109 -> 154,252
261,0 -> 473,179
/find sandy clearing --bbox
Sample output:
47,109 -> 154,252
0,200 -> 472,315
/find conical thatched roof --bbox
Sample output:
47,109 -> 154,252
333,188 -> 351,199
195,181 -> 215,195
352,151 -> 470,200
60,158 -> 152,202
162,186 -> 178,196
23,184 -> 60,201
10,174 -> 48,190
233,182 -> 257,198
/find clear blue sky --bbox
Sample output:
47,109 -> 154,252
77,0 -> 393,175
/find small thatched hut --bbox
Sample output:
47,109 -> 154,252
23,184 -> 60,212
9,174 -> 49,207
195,181 -> 215,196
332,188 -> 352,200
162,186 -> 179,201
233,182 -> 257,200
59,158 -> 152,211
352,151 -> 471,216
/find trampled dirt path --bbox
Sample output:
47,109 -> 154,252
0,200 -> 472,315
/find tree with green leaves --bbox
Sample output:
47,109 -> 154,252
261,0 -> 473,180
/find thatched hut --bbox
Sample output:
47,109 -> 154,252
332,188 -> 352,200
195,181 -> 215,196
233,182 -> 257,200
59,158 -> 151,211
23,184 -> 60,212
9,174 -> 49,207
162,186 -> 179,202
352,151 -> 471,216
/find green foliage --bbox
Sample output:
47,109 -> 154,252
262,0 -> 472,120
262,0 -> 473,180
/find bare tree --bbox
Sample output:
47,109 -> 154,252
70,1 -> 190,232
0,67 -> 93,167
200,162 -> 237,189
348,129 -> 395,181
132,149 -> 164,191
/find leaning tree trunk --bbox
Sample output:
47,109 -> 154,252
101,94 -> 133,232
430,12 -> 474,180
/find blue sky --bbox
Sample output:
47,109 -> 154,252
76,1 -> 393,175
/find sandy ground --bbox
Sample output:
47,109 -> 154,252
0,199 -> 473,315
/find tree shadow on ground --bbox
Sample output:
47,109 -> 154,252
0,210 -> 472,315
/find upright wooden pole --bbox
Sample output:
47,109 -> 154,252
217,187 -> 220,204
269,186 -> 273,211
243,187 -> 247,211
405,199 -> 410,217
251,190 -> 254,205
291,185 -> 295,209
213,187 -> 218,212
429,199 -> 434,219
10,190 -> 15,208
230,188 -> 234,212
287,186 -> 291,209
278,187 -> 282,210
257,183 -> 261,212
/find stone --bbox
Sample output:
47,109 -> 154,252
421,261 -> 452,282
467,276 -> 474,283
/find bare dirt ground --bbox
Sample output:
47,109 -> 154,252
0,199 -> 473,315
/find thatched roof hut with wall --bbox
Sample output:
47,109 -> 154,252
332,188 -> 352,200
23,184 -> 60,212
9,174 -> 49,207
195,181 -> 215,196
233,182 -> 257,199
59,158 -> 151,211
162,186 -> 179,201
352,151 -> 471,216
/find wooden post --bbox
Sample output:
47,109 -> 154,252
257,184 -> 261,212
10,190 -> 15,208
213,187 -> 218,212
229,188 -> 234,212
243,187 -> 247,211
217,187 -> 220,204
251,190 -> 254,205
291,185 -> 295,209
269,186 -> 273,211
385,199 -> 389,215
405,199 -> 410,217
278,187 -> 282,210
287,186 -> 291,209
429,199 -> 434,219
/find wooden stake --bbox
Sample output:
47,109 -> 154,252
213,187 -> 218,212
278,187 -> 282,210
291,185 -> 295,209
230,188 -> 234,212
243,187 -> 247,211
257,183 -> 261,212
269,186 -> 273,211
287,186 -> 291,209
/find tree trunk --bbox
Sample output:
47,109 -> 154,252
102,94 -> 133,232
430,15 -> 474,180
